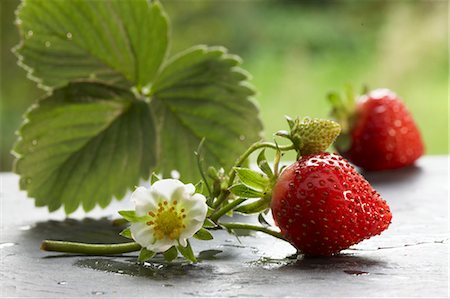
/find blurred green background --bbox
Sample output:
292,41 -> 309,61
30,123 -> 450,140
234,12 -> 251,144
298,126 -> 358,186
1,0 -> 448,171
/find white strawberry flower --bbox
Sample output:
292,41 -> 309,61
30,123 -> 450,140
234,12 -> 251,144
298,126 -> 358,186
129,179 -> 207,253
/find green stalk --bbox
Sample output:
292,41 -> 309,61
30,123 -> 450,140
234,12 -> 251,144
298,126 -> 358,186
210,198 -> 247,222
219,222 -> 287,241
41,240 -> 141,255
212,142 -> 294,209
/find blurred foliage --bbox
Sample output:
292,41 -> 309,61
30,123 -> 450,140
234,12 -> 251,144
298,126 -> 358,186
1,0 -> 448,171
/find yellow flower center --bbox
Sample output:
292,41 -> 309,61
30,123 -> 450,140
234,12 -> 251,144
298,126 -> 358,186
146,200 -> 186,240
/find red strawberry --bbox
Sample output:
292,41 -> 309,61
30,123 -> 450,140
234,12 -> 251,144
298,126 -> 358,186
329,88 -> 424,171
271,152 -> 392,256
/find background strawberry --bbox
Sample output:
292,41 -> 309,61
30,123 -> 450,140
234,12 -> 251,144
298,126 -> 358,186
271,152 -> 392,256
328,87 -> 424,171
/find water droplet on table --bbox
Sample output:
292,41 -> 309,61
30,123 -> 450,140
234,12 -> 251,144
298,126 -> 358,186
18,225 -> 33,231
343,270 -> 370,276
0,242 -> 16,249
91,291 -> 105,295
57,281 -> 67,285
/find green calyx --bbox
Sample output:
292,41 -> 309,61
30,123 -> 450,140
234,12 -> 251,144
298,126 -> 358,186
326,84 -> 366,152
327,85 -> 358,133
277,116 -> 341,157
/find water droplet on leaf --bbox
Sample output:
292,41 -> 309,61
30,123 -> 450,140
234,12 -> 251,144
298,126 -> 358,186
45,41 -> 51,48
170,170 -> 180,179
26,30 -> 33,38
66,32 -> 72,39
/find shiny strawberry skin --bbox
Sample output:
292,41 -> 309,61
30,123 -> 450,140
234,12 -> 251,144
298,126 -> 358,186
271,153 -> 392,256
341,89 -> 424,170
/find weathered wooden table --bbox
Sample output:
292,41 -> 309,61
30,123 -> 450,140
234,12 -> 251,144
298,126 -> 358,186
1,156 -> 449,298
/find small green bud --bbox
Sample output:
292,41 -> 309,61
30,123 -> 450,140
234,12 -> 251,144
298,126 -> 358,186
207,166 -> 219,180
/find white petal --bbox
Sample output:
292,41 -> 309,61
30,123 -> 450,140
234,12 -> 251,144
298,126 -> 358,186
178,238 -> 187,247
131,187 -> 158,217
179,219 -> 203,240
184,183 -> 195,195
178,193 -> 208,240
182,194 -> 208,222
170,186 -> 189,204
151,179 -> 185,201
130,222 -> 154,248
146,238 -> 177,253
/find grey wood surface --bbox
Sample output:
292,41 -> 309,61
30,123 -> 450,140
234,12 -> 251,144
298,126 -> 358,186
1,156 -> 449,298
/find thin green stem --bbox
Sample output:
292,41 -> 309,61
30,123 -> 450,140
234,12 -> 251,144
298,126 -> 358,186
273,147 -> 281,178
219,222 -> 287,242
41,240 -> 141,255
213,142 -> 294,209
195,138 -> 212,199
210,198 -> 247,222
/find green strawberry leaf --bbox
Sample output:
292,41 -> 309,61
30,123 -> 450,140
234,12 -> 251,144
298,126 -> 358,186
229,184 -> 264,198
197,249 -> 222,261
118,211 -> 148,223
150,172 -> 161,184
12,2 -> 264,214
234,167 -> 269,191
13,82 -> 157,213
119,227 -> 133,239
177,240 -> 197,263
163,246 -> 178,262
138,248 -> 156,263
193,228 -> 214,240
257,212 -> 271,227
203,219 -> 216,229
257,149 -> 273,178
235,198 -> 269,214
14,0 -> 168,89
150,46 -> 263,182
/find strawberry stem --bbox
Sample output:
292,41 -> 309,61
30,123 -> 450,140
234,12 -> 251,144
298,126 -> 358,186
41,240 -> 141,255
210,198 -> 247,222
212,141 -> 294,209
194,138 -> 213,199
219,222 -> 286,241
273,147 -> 282,178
